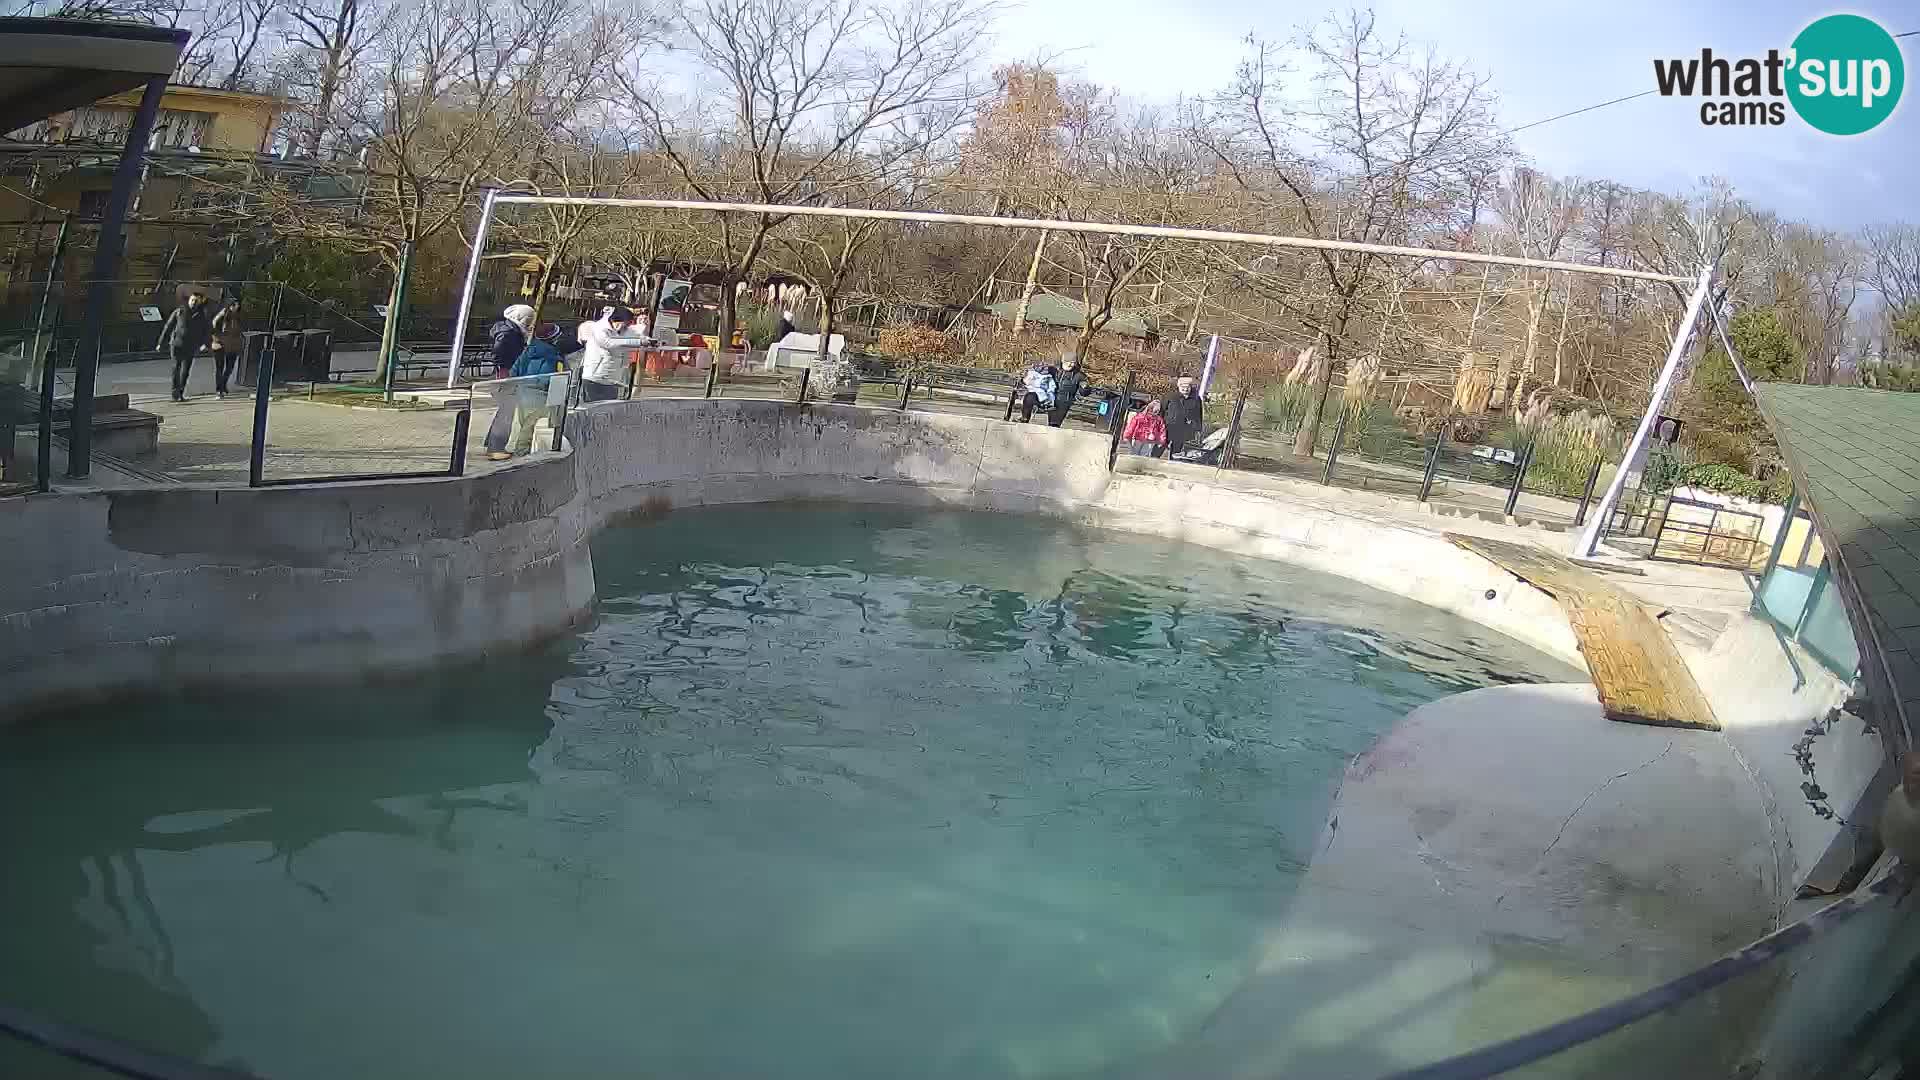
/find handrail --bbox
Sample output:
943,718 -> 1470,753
0,1001 -> 262,1080
1375,872 -> 1903,1080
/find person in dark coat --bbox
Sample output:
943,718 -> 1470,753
1160,375 -> 1204,457
1048,351 -> 1088,427
483,305 -> 535,455
209,298 -> 245,398
157,292 -> 214,401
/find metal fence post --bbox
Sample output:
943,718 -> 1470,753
1218,387 -> 1249,472
1321,405 -> 1349,486
704,361 -> 719,398
1107,370 -> 1135,471
1417,427 -> 1444,503
1003,380 -> 1020,422
624,353 -> 640,400
1504,439 -> 1536,517
35,347 -> 55,492
448,406 -> 470,476
897,377 -> 912,410
795,367 -> 810,403
248,346 -> 274,487
1573,456 -> 1604,527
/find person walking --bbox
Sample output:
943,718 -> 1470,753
209,298 -> 245,398
157,292 -> 213,401
503,323 -> 567,457
1048,351 -> 1088,427
578,305 -> 641,402
1122,399 -> 1167,457
1160,375 -> 1204,457
483,304 -> 534,457
1019,358 -> 1056,423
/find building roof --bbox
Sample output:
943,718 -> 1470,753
1755,384 -> 1920,746
0,18 -> 188,135
986,292 -> 1153,338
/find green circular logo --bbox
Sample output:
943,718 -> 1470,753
1787,14 -> 1904,135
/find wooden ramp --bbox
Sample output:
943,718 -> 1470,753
1448,534 -> 1720,731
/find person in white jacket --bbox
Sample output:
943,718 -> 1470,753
577,306 -> 643,401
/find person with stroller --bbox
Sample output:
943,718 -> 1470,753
1048,351 -> 1088,427
1160,375 -> 1205,456
1019,358 -> 1056,423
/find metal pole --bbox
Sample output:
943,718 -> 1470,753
445,188 -> 499,389
897,376 -> 912,410
1572,456 -> 1605,527
1322,404 -> 1349,486
1418,427 -> 1444,503
1217,386 -> 1249,472
248,345 -> 274,486
703,361 -> 719,398
70,75 -> 166,479
35,348 -> 54,492
447,406 -> 470,476
1107,371 -> 1134,471
490,195 -> 1697,286
1574,263 -> 1715,557
28,214 -> 69,372
1003,380 -> 1019,422
1197,333 -> 1220,397
1505,439 -> 1535,517
624,351 -> 640,400
382,239 -> 414,403
795,366 -> 810,403
1763,489 -> 1800,576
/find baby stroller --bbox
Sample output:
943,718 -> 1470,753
1171,425 -> 1232,466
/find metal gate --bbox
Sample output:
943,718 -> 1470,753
1605,489 -> 1766,570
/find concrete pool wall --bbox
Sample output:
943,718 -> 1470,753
2,398 -> 1583,717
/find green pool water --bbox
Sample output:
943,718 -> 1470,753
0,506 -> 1581,1079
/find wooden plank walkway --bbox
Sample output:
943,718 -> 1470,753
1448,533 -> 1721,731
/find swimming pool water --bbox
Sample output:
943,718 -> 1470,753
0,506 -> 1581,1079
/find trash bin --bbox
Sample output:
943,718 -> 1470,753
238,331 -> 272,388
299,328 -> 333,383
270,330 -> 302,384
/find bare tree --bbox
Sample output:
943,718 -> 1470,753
617,0 -> 995,353
1865,222 -> 1920,312
283,0 -> 394,157
1195,10 -> 1509,454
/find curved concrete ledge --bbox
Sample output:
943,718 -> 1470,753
3,398 -> 1582,717
1118,683 -> 1781,1079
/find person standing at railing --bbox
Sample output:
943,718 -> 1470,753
1019,358 -> 1055,423
209,298 -> 245,399
1160,375 -> 1204,457
577,306 -> 642,402
157,291 -> 213,402
498,323 -> 567,459
1048,352 -> 1088,427
1122,399 -> 1166,457
483,305 -> 535,457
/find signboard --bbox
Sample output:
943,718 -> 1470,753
139,306 -> 162,322
649,278 -> 690,340
373,304 -> 390,318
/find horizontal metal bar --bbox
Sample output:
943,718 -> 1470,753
0,1001 -> 262,1080
253,469 -> 461,487
488,196 -> 1695,285
1378,873 -> 1902,1080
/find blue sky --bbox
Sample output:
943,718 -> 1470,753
992,0 -> 1916,232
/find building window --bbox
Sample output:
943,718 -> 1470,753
60,107 -> 216,149
1755,496 -> 1862,678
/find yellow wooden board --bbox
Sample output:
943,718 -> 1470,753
1448,534 -> 1720,731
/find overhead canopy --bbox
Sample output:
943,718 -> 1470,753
0,17 -> 187,135
1755,384 -> 1920,745
986,292 -> 1153,339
